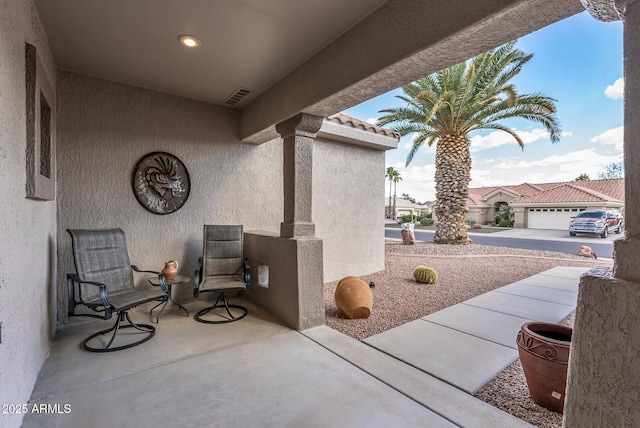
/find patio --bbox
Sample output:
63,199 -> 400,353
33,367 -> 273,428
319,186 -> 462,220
22,265 -> 587,427
20,300 -> 516,427
23,302 -> 451,427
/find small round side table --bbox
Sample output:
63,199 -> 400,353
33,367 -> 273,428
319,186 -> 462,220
148,274 -> 191,322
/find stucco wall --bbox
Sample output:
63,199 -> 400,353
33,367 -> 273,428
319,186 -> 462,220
55,71 -> 284,322
313,138 -> 385,282
0,1 -> 58,427
55,71 -> 392,322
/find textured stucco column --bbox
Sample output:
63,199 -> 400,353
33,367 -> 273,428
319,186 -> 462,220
613,0 -> 640,282
244,231 -> 324,331
565,1 -> 640,426
564,268 -> 640,427
276,113 -> 324,238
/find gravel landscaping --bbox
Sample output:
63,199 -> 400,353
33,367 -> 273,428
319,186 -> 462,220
323,241 -> 612,427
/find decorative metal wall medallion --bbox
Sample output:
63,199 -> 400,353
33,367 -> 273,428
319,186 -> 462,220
132,152 -> 190,214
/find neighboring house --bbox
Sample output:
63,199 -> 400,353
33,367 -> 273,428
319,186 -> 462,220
2,1 -> 639,427
452,179 -> 623,230
384,197 -> 431,220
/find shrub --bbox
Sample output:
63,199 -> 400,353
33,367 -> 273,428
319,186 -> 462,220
499,220 -> 514,227
413,265 -> 438,284
472,223 -> 483,229
465,219 -> 477,226
420,217 -> 434,226
400,214 -> 415,223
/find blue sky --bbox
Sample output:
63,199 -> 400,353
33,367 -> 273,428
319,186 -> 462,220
342,11 -> 624,203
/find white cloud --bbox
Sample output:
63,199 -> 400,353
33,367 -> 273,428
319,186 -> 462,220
401,134 -> 436,154
590,126 -> 624,152
470,149 -> 622,188
385,162 -> 436,202
387,145 -> 624,202
605,78 -> 624,100
365,117 -> 378,125
396,127 -> 569,156
469,128 -> 552,153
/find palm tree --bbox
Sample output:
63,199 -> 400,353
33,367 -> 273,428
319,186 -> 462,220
392,171 -> 402,220
378,41 -> 561,244
385,166 -> 397,218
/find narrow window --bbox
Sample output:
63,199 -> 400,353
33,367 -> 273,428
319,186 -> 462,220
40,92 -> 51,178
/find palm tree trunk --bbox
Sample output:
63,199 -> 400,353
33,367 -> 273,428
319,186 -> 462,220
392,181 -> 397,220
388,180 -> 393,218
433,134 -> 471,244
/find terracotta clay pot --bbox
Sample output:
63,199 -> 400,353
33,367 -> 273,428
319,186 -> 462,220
516,322 -> 572,413
162,260 -> 179,280
334,276 -> 372,319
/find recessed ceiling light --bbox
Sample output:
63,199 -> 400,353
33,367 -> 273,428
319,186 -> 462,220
178,34 -> 201,48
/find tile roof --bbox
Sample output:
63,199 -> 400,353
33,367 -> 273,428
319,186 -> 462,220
466,178 -> 624,205
511,184 -> 616,204
328,113 -> 400,140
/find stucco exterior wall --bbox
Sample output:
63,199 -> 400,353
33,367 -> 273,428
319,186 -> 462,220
313,138 -> 385,282
54,72 -> 390,328
0,1 -> 58,427
55,72 -> 284,322
466,207 -> 491,225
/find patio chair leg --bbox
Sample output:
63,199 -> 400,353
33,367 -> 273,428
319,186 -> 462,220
82,311 -> 156,353
194,293 -> 248,324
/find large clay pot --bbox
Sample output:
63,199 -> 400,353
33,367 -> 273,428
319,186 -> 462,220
162,260 -> 179,280
334,276 -> 373,319
516,322 -> 572,413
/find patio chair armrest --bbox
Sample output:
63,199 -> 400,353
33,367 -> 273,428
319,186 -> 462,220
67,273 -> 112,318
131,265 -> 167,292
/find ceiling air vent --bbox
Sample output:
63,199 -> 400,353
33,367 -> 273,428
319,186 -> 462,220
224,87 -> 252,106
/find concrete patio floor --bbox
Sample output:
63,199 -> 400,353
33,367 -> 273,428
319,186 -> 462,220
22,266 -> 586,427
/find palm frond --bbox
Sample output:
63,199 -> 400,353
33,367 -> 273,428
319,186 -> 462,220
378,40 -> 561,166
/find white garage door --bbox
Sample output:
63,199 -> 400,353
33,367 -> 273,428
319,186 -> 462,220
527,208 -> 584,230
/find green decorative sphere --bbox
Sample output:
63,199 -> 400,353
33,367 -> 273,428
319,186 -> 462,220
413,265 -> 438,284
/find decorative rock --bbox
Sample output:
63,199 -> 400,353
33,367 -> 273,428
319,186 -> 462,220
577,245 -> 597,259
334,276 -> 373,319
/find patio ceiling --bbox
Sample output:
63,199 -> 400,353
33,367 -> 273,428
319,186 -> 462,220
33,0 -> 583,143
32,0 -> 386,108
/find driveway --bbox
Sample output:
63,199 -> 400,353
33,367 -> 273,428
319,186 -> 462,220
483,227 -> 621,243
385,224 -> 617,258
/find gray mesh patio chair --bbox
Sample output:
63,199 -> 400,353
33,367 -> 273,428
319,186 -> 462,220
67,228 -> 168,352
193,225 -> 250,324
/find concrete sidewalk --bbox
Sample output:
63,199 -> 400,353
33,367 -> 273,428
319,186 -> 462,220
362,266 -> 583,394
